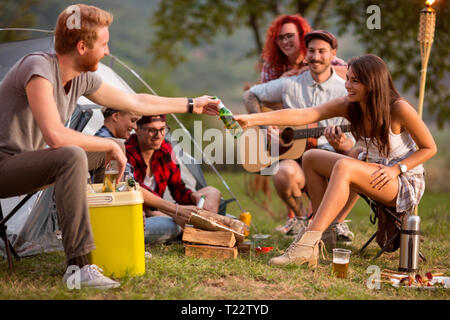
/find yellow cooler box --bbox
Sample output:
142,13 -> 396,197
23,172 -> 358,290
87,183 -> 145,278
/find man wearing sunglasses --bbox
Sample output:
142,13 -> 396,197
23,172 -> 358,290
125,115 -> 222,245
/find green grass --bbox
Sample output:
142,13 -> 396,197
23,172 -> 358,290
1,170 -> 449,300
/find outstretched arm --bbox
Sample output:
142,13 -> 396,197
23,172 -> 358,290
235,96 -> 349,128
141,188 -> 197,226
86,82 -> 220,116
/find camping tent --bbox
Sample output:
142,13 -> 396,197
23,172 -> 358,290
0,33 -> 237,258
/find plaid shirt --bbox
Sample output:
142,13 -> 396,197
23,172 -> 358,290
260,57 -> 347,83
125,134 -> 193,205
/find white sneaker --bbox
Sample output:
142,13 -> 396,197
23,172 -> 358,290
145,251 -> 152,259
274,217 -> 296,234
287,217 -> 309,236
335,221 -> 354,243
275,217 -> 309,236
62,264 -> 120,290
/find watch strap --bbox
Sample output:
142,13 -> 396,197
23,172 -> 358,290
187,98 -> 194,113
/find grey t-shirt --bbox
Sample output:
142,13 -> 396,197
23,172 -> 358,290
0,52 -> 102,154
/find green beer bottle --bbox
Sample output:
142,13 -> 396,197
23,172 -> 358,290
214,96 -> 244,139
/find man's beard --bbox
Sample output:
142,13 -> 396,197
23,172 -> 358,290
78,52 -> 100,72
307,59 -> 331,75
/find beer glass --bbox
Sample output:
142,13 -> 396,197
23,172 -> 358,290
102,160 -> 119,192
332,248 -> 351,278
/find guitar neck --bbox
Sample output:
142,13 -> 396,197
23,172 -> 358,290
293,124 -> 351,140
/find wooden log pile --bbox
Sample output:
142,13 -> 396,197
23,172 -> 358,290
183,209 -> 249,260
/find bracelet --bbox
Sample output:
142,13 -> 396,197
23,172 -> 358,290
187,98 -> 194,113
175,203 -> 179,217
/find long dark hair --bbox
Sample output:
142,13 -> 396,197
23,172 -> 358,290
347,54 -> 401,157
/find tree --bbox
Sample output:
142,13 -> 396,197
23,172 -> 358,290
0,0 -> 40,42
334,0 -> 449,127
150,0 -> 269,66
150,0 -> 449,127
149,0 -> 333,66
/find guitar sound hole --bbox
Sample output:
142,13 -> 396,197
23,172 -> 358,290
281,127 -> 294,145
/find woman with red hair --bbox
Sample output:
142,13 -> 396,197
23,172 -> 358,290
260,14 -> 347,83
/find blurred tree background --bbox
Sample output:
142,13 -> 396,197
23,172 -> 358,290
150,0 -> 449,127
1,0 -> 448,124
1,0 -> 448,183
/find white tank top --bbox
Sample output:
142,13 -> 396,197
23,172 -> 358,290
357,128 -> 424,174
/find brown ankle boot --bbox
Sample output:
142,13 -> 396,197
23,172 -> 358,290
269,231 -> 325,267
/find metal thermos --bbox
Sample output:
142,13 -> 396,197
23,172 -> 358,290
399,214 -> 421,273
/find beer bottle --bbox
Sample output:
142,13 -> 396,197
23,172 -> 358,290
126,175 -> 137,191
127,176 -> 136,188
214,96 -> 244,139
196,195 -> 206,209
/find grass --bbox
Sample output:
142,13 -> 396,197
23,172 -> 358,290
0,171 -> 448,300
0,126 -> 448,300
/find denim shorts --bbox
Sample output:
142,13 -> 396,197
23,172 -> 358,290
144,216 -> 182,244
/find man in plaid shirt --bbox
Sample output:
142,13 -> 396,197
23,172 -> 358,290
126,115 -> 221,244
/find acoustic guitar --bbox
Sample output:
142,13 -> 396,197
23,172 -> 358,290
238,121 -> 351,173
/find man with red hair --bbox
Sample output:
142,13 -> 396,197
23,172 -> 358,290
0,4 -> 219,289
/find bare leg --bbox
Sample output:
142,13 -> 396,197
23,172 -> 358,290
302,149 -> 398,231
333,147 -> 363,222
272,160 -> 307,217
334,191 -> 359,223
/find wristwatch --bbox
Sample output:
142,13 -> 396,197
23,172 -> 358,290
187,98 -> 194,113
398,162 -> 407,175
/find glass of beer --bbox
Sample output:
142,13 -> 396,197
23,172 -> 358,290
102,160 -> 119,193
332,248 -> 351,278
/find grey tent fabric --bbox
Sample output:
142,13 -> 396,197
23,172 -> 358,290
0,36 -> 54,79
1,188 -> 62,258
166,131 -> 208,190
